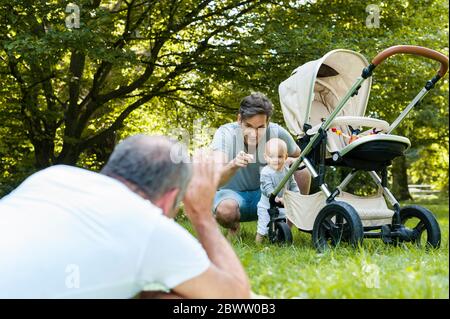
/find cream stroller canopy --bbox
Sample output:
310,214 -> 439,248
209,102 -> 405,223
279,49 -> 372,137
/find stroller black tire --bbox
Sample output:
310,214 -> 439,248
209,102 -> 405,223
312,201 -> 364,252
271,221 -> 293,245
400,205 -> 441,249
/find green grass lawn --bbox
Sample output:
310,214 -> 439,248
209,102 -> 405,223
179,196 -> 449,299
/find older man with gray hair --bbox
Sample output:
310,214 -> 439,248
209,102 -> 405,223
0,135 -> 250,298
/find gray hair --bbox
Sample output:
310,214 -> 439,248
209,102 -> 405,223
101,135 -> 192,202
239,92 -> 273,120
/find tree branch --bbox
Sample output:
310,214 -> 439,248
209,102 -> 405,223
80,94 -> 156,149
65,50 -> 86,136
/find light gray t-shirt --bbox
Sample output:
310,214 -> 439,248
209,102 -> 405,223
260,165 -> 300,198
210,122 -> 298,191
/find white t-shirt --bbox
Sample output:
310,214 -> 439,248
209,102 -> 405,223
0,165 -> 210,298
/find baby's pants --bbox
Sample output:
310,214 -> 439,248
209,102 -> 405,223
257,203 -> 286,236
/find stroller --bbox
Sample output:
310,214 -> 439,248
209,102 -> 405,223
266,45 -> 448,252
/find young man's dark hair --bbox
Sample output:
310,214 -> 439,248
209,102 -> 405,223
238,92 -> 273,120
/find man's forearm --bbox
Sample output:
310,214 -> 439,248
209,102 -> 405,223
139,291 -> 183,299
190,215 -> 250,294
218,161 -> 240,187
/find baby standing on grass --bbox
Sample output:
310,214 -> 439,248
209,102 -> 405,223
256,138 -> 300,243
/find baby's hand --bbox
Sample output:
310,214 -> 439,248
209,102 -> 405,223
285,157 -> 296,167
275,196 -> 284,205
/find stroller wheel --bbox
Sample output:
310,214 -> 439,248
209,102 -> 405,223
312,201 -> 363,252
399,205 -> 441,249
269,221 -> 293,245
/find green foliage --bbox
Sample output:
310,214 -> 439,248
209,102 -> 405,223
409,143 -> 449,192
0,0 -> 448,196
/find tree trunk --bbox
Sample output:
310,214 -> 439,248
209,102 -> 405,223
391,156 -> 412,201
56,141 -> 82,166
33,139 -> 55,169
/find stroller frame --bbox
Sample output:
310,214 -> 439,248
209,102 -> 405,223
267,45 -> 448,251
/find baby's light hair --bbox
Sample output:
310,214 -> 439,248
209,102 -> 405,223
265,138 -> 288,157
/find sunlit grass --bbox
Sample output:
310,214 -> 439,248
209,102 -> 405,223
179,197 -> 449,299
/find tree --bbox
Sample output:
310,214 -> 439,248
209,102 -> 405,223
1,0 -> 448,200
0,0 -> 273,168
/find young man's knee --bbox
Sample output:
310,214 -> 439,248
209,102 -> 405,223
295,168 -> 311,180
302,168 -> 312,181
295,169 -> 311,195
215,199 -> 240,227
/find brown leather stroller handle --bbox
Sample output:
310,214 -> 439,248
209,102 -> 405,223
372,45 -> 449,77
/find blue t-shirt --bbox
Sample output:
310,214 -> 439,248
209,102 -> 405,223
210,122 -> 298,191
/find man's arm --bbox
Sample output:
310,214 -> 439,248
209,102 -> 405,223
173,150 -> 251,299
172,220 -> 250,298
276,124 -> 301,165
210,127 -> 238,187
215,151 -> 239,187
215,150 -> 253,188
286,145 -> 301,166
279,128 -> 310,194
139,291 -> 182,299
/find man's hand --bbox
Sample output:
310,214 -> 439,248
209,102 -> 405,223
232,151 -> 254,168
177,149 -> 251,299
215,150 -> 252,187
183,149 -> 223,222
